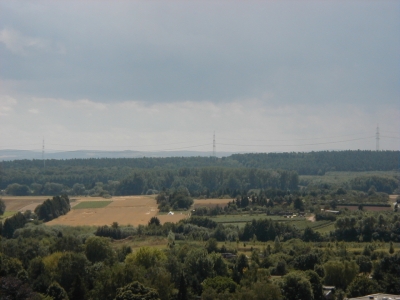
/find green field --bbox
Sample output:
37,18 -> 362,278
0,211 -> 17,221
210,214 -> 336,233
73,201 -> 112,209
299,170 -> 399,187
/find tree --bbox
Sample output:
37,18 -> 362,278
294,198 -> 304,211
274,236 -> 282,253
114,281 -> 160,300
389,241 -> 394,254
47,282 -> 69,300
346,276 -> 380,298
323,260 -> 358,290
177,273 -> 187,300
184,249 -> 214,294
356,256 -> 372,274
305,270 -> 324,300
281,272 -> 314,300
0,198 -> 5,215
85,236 -> 115,264
148,217 -> 160,226
202,276 -> 237,293
70,276 -> 86,300
6,183 -> 30,196
206,238 -> 218,253
2,212 -> 27,238
0,276 -> 39,300
125,247 -> 166,269
55,252 -> 90,298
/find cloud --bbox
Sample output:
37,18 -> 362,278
1,97 -> 398,152
0,96 -> 17,116
0,28 -> 64,56
28,108 -> 39,114
0,2 -> 398,105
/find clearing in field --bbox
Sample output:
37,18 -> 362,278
157,212 -> 189,224
73,201 -> 112,209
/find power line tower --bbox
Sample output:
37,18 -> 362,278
42,138 -> 45,169
376,125 -> 380,151
213,131 -> 216,157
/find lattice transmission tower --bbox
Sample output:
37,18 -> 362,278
213,131 -> 216,157
42,138 -> 45,169
376,125 -> 380,151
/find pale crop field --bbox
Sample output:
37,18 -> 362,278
193,198 -> 232,208
47,196 -> 159,226
1,196 -> 53,212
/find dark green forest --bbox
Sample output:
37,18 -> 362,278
1,151 -> 399,199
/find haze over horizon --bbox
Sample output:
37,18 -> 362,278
1,1 -> 399,154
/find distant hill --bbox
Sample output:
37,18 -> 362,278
0,149 -> 237,161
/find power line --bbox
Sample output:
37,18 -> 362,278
46,139 -> 210,149
218,132 -> 369,142
218,136 -> 375,148
43,143 -> 213,153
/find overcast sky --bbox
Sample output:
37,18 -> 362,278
0,1 -> 399,154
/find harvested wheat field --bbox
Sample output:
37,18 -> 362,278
1,196 -> 54,212
193,198 -> 232,208
47,196 -> 159,226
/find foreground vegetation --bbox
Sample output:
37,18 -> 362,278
0,150 -> 399,299
0,211 -> 399,300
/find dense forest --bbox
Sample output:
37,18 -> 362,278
1,151 -> 399,199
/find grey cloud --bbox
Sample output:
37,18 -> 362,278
0,1 -> 399,106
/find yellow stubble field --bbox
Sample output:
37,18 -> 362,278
47,196 -> 161,226
1,196 -> 53,212
193,198 -> 232,208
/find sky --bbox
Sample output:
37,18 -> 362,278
0,1 -> 399,154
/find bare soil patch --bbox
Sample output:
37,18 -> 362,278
306,214 -> 316,222
157,212 -> 189,224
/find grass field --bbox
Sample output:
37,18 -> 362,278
73,201 -> 112,209
300,170 -> 399,187
210,214 -> 336,233
337,205 -> 392,211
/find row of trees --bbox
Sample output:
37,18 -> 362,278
34,195 -> 71,222
2,150 -> 398,175
2,168 -> 300,198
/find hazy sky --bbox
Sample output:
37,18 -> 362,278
0,1 -> 399,154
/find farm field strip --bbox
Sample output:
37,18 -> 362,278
47,196 -> 159,226
193,198 -> 232,207
337,205 -> 392,211
73,201 -> 112,209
